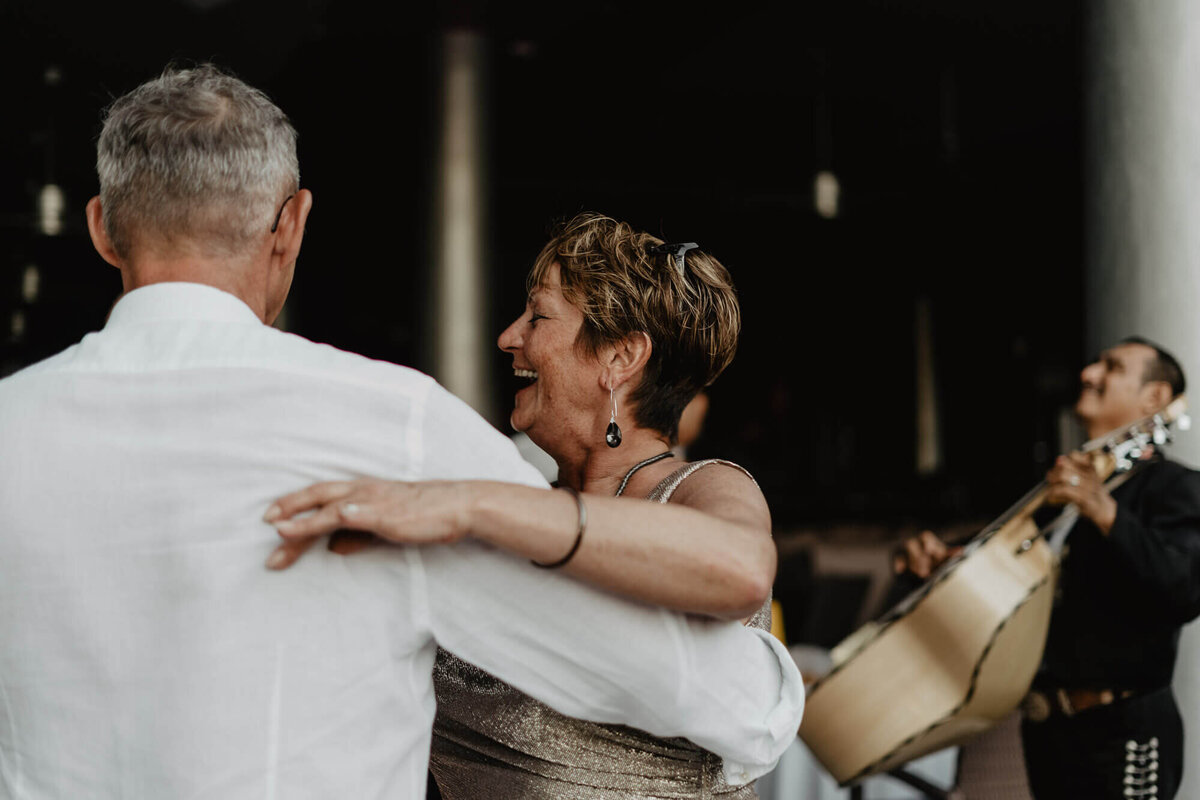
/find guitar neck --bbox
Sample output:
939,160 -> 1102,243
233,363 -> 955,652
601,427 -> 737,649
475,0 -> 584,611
865,400 -> 1187,644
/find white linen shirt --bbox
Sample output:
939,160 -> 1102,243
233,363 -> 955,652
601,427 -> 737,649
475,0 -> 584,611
0,283 -> 803,799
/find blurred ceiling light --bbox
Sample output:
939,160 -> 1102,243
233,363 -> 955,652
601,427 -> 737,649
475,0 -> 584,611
10,311 -> 26,341
22,265 -> 40,303
39,184 -> 64,236
814,170 -> 840,219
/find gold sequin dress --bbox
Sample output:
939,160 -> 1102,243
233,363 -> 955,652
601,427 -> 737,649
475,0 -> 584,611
430,460 -> 772,799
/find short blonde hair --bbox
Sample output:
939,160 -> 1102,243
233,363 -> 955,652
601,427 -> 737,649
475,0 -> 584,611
528,212 -> 740,442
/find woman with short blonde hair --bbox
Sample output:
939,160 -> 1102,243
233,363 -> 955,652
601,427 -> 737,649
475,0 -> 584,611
268,211 -> 777,798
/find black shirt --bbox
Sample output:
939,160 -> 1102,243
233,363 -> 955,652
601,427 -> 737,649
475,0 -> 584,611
1037,458 -> 1200,690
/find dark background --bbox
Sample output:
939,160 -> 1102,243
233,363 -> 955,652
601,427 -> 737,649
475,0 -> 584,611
0,0 -> 1086,537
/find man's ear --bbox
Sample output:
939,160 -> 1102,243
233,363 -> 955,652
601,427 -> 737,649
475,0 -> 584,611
85,196 -> 122,268
602,331 -> 652,389
271,189 -> 313,264
1141,380 -> 1174,416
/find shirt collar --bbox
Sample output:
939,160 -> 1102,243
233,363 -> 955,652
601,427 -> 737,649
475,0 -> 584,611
105,282 -> 264,328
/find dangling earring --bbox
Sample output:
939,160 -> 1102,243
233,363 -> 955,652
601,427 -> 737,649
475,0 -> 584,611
606,385 -> 622,448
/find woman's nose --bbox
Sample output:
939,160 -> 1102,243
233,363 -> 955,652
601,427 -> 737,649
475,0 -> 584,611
497,315 -> 522,352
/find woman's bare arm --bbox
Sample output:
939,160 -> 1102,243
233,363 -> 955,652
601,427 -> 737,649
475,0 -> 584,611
265,466 -> 774,620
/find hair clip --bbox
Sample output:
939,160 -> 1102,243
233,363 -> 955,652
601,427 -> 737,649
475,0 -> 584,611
648,242 -> 699,274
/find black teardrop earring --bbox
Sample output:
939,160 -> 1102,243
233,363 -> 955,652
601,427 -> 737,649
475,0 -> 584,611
606,385 -> 622,448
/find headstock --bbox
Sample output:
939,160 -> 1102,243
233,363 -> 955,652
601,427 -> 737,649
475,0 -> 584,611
1080,394 -> 1190,474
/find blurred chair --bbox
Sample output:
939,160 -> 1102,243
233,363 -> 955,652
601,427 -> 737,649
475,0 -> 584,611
773,527 -> 898,651
765,526 -> 966,800
953,711 -> 1033,800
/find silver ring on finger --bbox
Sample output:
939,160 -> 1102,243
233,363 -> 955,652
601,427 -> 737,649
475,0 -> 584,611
1068,475 -> 1081,487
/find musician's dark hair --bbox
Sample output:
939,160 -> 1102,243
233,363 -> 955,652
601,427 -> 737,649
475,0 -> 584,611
1121,336 -> 1186,397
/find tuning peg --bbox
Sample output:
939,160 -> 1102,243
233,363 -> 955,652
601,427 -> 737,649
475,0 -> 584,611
1154,428 -> 1169,445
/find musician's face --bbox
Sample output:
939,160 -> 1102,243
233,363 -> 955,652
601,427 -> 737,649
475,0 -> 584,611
1075,343 -> 1158,437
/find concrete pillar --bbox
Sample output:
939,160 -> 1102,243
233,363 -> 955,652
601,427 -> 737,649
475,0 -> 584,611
1086,3 -> 1200,793
430,28 -> 496,425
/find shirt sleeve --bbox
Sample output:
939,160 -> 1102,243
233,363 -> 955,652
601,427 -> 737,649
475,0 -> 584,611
1107,464 -> 1200,624
409,380 -> 804,783
413,541 -> 803,784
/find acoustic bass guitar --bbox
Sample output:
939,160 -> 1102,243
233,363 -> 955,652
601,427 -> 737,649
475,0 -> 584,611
797,396 -> 1190,786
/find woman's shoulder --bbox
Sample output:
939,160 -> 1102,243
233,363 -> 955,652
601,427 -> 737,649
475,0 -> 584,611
646,458 -> 761,504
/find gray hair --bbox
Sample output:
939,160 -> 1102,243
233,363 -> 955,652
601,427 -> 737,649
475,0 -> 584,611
96,63 -> 300,257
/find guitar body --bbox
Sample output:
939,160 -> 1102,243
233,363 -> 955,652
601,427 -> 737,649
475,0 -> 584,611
797,395 -> 1188,786
799,510 -> 1056,785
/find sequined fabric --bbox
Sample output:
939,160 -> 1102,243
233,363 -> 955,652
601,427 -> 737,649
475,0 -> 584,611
431,460 -> 771,799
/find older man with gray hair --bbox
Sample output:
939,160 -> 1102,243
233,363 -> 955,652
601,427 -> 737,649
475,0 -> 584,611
0,64 -> 803,798
90,64 -> 303,323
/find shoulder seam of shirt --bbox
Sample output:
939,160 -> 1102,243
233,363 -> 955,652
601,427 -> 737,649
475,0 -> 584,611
408,373 -> 433,479
404,547 -> 432,658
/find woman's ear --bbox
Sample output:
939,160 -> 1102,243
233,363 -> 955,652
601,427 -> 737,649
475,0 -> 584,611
603,332 -> 652,389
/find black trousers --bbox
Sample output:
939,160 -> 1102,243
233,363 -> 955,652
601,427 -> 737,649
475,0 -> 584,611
1020,685 -> 1184,800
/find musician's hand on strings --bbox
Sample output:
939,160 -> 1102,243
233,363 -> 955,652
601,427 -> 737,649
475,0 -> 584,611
1045,452 -> 1117,535
893,530 -> 961,579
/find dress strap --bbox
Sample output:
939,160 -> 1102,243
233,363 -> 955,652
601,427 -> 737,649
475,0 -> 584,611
644,459 -> 774,636
643,458 -> 758,503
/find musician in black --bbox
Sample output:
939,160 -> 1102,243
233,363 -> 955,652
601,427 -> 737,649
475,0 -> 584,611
898,337 -> 1200,800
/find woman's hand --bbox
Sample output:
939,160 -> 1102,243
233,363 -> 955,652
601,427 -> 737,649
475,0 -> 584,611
263,479 -> 475,570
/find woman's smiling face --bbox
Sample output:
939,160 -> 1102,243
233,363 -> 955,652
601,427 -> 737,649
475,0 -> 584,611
497,263 -> 601,450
